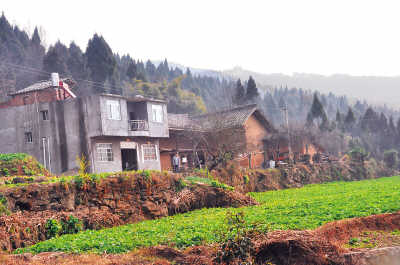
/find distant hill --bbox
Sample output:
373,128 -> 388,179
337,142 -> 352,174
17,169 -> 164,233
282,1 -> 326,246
223,67 -> 400,109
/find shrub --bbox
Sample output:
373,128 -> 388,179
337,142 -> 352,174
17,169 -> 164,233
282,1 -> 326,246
0,194 -> 10,216
77,154 -> 89,177
175,178 -> 187,192
45,219 -> 62,239
141,170 -> 152,183
383,149 -> 398,169
1,168 -> 9,176
349,148 -> 368,163
211,179 -> 234,191
61,215 -> 83,235
243,175 -> 249,184
0,153 -> 28,162
215,211 -> 254,264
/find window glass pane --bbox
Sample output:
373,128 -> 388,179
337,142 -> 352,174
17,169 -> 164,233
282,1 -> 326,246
143,144 -> 157,161
151,105 -> 163,122
25,132 -> 33,143
97,143 -> 113,161
106,100 -> 121,120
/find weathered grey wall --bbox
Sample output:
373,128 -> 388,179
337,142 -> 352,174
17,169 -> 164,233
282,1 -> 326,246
0,94 -> 164,174
90,136 -> 161,173
99,95 -> 128,137
146,102 -> 169,138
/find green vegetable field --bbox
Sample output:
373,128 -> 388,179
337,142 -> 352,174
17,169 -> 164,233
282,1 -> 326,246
17,176 -> 400,254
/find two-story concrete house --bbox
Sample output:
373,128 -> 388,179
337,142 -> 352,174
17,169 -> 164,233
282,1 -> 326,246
0,76 -> 168,174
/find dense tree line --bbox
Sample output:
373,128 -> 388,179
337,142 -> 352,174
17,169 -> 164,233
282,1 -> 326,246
1,12 -> 400,161
0,14 -> 231,114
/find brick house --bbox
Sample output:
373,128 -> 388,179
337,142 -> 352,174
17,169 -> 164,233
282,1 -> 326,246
263,132 -> 322,162
160,104 -> 276,170
0,78 -> 76,109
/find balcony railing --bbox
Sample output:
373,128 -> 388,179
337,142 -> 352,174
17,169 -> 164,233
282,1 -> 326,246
128,120 -> 149,131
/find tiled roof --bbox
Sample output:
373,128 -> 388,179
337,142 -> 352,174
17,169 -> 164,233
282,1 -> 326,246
168,104 -> 275,132
168,113 -> 193,129
192,104 -> 259,130
10,78 -> 76,96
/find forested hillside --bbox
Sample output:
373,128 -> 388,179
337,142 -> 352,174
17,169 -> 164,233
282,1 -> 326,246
0,14 -> 231,114
2,13 -> 400,160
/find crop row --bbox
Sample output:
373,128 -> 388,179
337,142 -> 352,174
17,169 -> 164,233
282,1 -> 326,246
17,176 -> 400,254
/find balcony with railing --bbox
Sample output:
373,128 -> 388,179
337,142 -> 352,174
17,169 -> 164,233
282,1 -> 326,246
128,120 -> 149,131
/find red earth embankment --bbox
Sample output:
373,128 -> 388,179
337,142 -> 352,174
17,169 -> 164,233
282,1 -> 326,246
3,212 -> 400,265
0,172 -> 256,251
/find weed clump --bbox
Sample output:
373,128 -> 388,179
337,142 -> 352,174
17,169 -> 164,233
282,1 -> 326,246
215,211 -> 255,264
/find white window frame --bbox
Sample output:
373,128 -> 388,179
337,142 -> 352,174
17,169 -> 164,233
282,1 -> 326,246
96,143 -> 114,162
106,100 -> 121,120
151,104 -> 163,123
142,144 -> 158,161
25,132 -> 33,143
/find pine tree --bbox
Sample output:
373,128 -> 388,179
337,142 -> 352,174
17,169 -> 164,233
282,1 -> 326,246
306,93 -> 328,130
234,78 -> 245,105
360,107 -> 378,132
245,76 -> 259,101
126,61 -> 137,80
344,107 -> 356,132
85,34 -> 117,93
42,44 -> 69,78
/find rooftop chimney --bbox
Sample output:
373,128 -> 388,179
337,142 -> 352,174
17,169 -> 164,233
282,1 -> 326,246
51,73 -> 60,87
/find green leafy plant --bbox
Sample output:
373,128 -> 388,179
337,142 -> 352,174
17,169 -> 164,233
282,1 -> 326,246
384,149 -> 398,169
45,219 -> 62,239
243,175 -> 250,184
1,168 -> 9,176
175,178 -> 187,192
141,170 -> 152,183
0,194 -> 10,216
77,154 -> 90,177
211,179 -> 234,191
16,176 -> 400,255
215,211 -> 255,264
61,215 -> 83,235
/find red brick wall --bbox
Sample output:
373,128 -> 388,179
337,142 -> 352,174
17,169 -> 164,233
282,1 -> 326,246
0,88 -> 70,109
160,153 -> 172,171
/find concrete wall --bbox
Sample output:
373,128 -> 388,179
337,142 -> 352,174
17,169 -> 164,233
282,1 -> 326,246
0,96 -> 98,174
146,102 -> 169,138
91,137 -> 161,173
99,95 -> 129,137
0,94 -> 165,174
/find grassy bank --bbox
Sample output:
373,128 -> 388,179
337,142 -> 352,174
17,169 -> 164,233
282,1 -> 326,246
17,176 -> 400,254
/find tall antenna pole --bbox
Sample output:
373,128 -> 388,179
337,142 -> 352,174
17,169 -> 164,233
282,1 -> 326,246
281,102 -> 292,163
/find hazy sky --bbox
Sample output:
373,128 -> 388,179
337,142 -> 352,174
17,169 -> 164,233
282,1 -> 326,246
2,0 -> 400,76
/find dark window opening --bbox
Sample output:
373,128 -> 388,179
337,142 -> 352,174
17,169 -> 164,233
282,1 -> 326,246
41,110 -> 49,120
25,132 -> 33,143
121,149 -> 138,171
129,112 -> 137,120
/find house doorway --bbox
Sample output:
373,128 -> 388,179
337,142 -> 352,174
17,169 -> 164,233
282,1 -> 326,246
121,149 -> 138,171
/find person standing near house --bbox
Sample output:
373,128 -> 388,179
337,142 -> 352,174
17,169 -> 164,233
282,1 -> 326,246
172,152 -> 180,172
181,155 -> 187,170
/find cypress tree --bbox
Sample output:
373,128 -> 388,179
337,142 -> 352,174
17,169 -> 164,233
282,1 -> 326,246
246,76 -> 259,101
42,44 -> 69,78
85,34 -> 117,93
344,107 -> 356,131
126,61 -> 137,80
306,93 -> 328,130
234,78 -> 245,105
